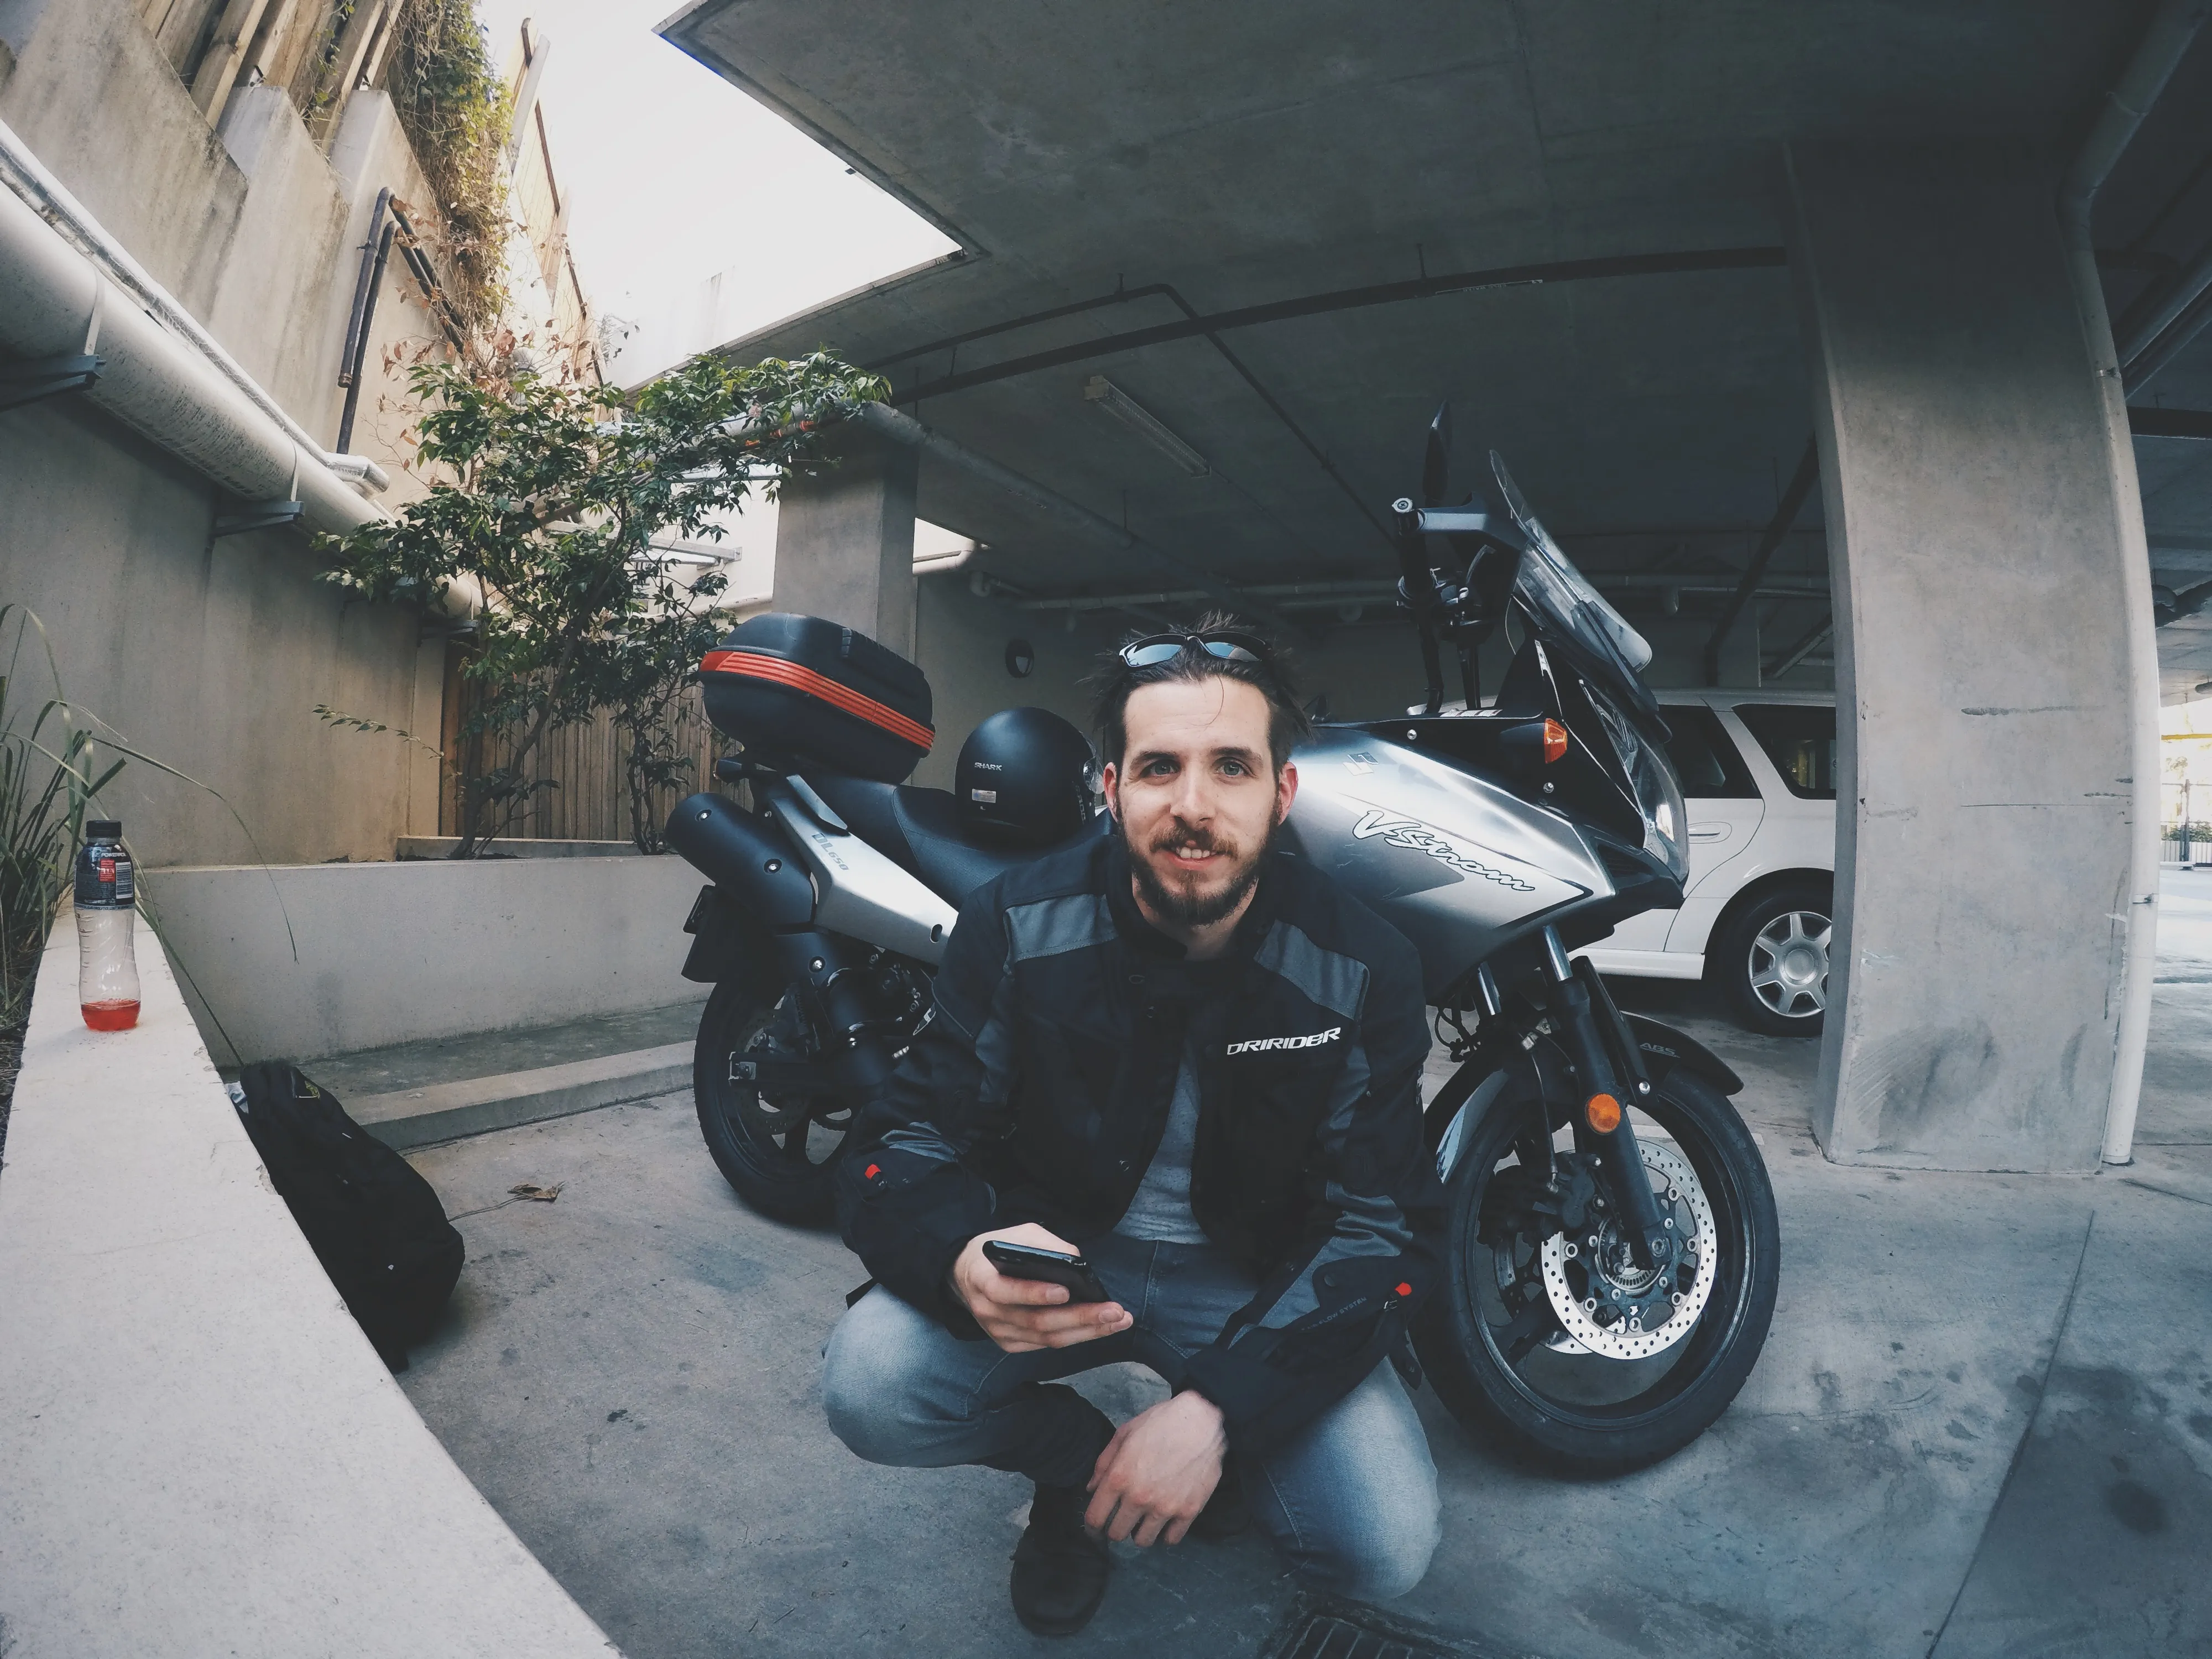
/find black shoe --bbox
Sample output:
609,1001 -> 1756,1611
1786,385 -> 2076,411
1011,1481 -> 1110,1636
1188,1462 -> 1248,1541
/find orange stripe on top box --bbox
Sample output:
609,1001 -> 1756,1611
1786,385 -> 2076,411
698,614 -> 934,784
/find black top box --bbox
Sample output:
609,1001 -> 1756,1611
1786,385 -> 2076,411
700,613 -> 934,783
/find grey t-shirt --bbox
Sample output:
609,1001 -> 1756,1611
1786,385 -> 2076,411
1113,1044 -> 1211,1246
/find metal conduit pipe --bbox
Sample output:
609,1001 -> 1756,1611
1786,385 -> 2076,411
890,247 -> 1790,407
870,279 -> 1391,545
972,573 -> 1385,614
2055,0 -> 2211,1165
2121,277 -> 2212,392
2116,233 -> 2212,368
0,112 -> 390,497
973,571 -> 1830,615
846,400 -> 1308,639
1766,615 -> 1834,680
1703,439 -> 1820,684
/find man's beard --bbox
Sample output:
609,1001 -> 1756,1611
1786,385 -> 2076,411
1123,813 -> 1276,929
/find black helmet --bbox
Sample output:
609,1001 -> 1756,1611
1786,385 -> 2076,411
956,708 -> 1095,846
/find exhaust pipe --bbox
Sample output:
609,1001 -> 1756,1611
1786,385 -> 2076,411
666,792 -> 815,926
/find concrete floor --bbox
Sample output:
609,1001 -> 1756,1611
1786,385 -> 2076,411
397,876 -> 2212,1658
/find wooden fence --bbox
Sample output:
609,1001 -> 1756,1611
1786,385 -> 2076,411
437,648 -> 727,846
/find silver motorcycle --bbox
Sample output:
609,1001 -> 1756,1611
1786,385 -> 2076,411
665,407 -> 1779,1472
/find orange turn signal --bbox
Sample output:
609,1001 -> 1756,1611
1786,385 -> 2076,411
1542,718 -> 1569,764
1585,1093 -> 1623,1133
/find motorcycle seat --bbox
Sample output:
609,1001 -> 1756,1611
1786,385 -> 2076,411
802,772 -> 1107,909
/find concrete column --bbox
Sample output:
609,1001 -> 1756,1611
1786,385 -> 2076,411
1790,143 -> 2145,1172
769,428 -> 917,658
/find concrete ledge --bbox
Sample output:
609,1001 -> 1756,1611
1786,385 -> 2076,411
142,856 -> 711,1063
398,837 -> 642,859
0,909 -> 620,1656
351,1042 -> 693,1150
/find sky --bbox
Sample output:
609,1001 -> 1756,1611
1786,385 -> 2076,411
469,0 -> 956,340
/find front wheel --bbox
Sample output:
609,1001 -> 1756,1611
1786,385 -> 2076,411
1415,1061 -> 1779,1474
693,978 -> 854,1225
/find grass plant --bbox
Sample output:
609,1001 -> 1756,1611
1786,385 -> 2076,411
0,607 -> 124,1031
0,609 -> 293,1155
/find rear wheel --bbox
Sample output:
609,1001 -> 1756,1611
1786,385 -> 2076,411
693,978 -> 853,1225
1415,1061 -> 1779,1474
1712,881 -> 1832,1036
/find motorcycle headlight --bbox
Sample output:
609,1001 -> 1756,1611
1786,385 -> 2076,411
1630,732 -> 1688,880
1588,688 -> 1689,883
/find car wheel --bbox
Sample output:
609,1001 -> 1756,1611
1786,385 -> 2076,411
1712,881 -> 1832,1037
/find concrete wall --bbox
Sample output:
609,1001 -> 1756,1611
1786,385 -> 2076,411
0,907 -> 620,1657
1791,142 -> 2138,1172
0,0 -> 455,864
771,429 -> 921,656
912,573 -> 1471,784
910,570 -> 1122,785
0,398 -> 448,863
147,857 -> 711,1064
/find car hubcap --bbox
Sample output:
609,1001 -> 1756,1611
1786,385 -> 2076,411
1749,909 -> 1830,1019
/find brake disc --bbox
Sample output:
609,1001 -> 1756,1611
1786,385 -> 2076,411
1537,1140 -> 1718,1361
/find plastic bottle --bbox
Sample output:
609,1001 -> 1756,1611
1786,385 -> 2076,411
75,818 -> 139,1031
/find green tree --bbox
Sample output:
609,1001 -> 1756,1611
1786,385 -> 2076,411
317,349 -> 885,853
592,554 -> 732,854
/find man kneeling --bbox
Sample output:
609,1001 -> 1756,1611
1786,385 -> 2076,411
823,622 -> 1446,1635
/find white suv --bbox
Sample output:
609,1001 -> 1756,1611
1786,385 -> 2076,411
1581,690 -> 1838,1036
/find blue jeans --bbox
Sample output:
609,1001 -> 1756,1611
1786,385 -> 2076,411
821,1232 -> 1442,1601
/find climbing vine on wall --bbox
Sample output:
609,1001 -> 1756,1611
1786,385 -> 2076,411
383,0 -> 511,336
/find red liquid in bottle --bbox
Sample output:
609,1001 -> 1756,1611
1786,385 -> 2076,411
76,826 -> 139,1032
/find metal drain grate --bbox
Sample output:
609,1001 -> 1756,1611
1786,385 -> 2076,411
1260,1595 -> 1509,1659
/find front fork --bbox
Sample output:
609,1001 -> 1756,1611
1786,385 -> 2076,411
1534,927 -> 1673,1270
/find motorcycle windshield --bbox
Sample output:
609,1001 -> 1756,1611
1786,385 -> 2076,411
1490,451 -> 1661,722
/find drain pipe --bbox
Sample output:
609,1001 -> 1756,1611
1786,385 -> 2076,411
335,219 -> 396,454
2057,0 -> 2211,1165
0,181 -> 385,536
0,111 -> 389,498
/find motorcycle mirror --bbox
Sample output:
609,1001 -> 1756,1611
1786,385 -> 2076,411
1422,402 -> 1452,508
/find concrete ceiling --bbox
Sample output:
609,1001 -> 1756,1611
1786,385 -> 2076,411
660,0 -> 2212,696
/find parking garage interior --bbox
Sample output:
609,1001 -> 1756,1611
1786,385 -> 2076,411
656,0 -> 2212,1175
8,6 -> 2212,1656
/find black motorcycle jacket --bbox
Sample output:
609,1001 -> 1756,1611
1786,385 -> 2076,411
837,830 -> 1445,1455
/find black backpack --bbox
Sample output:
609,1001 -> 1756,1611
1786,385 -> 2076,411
229,1061 -> 465,1370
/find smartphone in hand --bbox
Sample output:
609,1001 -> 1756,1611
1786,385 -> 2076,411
982,1239 -> 1112,1305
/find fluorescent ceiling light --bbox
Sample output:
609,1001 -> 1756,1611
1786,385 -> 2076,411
1083,375 -> 1210,476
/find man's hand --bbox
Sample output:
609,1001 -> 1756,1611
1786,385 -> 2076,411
1084,1390 -> 1226,1546
951,1223 -> 1133,1355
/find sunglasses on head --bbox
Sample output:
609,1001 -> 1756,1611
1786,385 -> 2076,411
1117,630 -> 1274,670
